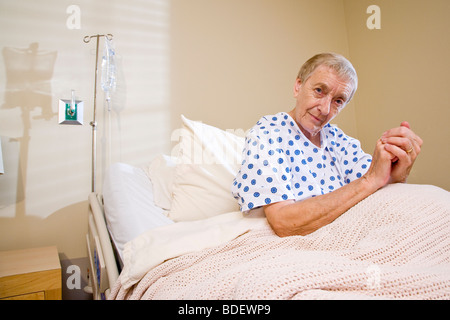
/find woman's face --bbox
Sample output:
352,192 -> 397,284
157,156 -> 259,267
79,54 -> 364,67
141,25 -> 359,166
289,65 -> 353,144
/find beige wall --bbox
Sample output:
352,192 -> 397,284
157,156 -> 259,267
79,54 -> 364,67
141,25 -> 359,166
0,0 -> 448,261
169,0 -> 357,136
0,0 -> 172,258
344,0 -> 450,190
0,0 -> 353,259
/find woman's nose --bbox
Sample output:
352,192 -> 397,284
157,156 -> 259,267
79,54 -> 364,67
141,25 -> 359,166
318,97 -> 332,115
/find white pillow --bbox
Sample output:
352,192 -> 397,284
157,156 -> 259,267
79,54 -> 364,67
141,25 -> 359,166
142,154 -> 176,210
168,115 -> 245,222
103,163 -> 174,256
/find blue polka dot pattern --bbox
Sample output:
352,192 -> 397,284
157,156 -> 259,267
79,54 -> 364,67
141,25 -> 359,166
231,112 -> 372,212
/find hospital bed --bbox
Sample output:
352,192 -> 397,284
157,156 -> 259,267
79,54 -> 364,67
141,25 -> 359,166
85,115 -> 450,300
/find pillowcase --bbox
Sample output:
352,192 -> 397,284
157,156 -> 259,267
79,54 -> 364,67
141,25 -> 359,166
168,115 -> 245,222
103,163 -> 174,257
142,154 -> 176,210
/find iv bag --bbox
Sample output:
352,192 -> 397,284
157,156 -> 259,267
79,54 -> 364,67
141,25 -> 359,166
101,37 -> 116,95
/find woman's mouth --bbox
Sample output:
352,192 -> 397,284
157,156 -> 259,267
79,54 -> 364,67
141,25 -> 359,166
309,113 -> 322,124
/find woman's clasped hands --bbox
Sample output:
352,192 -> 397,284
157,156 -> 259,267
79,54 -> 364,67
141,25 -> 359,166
365,121 -> 423,189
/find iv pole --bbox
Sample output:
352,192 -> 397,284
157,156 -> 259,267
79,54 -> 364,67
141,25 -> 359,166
83,34 -> 113,193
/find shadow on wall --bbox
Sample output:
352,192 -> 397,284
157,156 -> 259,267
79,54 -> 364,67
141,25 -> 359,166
2,42 -> 56,118
0,42 -> 57,215
0,201 -> 86,250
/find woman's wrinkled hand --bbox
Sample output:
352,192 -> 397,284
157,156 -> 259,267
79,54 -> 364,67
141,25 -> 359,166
364,121 -> 423,189
380,121 -> 423,183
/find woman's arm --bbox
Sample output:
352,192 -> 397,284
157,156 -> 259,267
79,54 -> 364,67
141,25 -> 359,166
264,134 -> 405,237
264,176 -> 376,236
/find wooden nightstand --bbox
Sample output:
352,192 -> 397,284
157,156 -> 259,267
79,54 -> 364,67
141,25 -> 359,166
0,246 -> 62,300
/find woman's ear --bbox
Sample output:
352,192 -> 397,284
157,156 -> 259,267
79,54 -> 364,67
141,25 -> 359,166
293,78 -> 302,96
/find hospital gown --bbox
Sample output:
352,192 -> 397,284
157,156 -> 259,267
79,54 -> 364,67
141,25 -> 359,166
231,112 -> 372,212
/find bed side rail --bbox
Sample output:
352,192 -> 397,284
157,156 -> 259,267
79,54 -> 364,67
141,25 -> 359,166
85,192 -> 119,299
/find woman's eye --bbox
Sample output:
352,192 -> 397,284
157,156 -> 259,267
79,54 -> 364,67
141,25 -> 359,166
314,88 -> 322,94
334,99 -> 346,109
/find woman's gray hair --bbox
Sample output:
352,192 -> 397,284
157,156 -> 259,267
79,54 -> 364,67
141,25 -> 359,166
297,53 -> 358,102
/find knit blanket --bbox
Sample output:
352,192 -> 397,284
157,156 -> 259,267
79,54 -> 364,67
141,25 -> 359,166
109,184 -> 450,300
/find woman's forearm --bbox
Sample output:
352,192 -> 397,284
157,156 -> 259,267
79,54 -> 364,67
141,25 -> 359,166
264,175 -> 379,237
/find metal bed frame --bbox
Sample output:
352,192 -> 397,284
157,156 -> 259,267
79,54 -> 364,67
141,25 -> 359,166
84,193 -> 119,300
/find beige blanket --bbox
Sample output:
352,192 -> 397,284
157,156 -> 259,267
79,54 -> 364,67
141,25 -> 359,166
110,184 -> 450,300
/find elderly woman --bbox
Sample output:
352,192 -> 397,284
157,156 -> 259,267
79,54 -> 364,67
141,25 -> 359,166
231,53 -> 423,237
